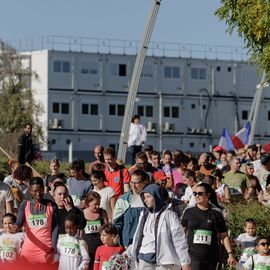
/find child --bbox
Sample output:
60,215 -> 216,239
234,219 -> 258,264
94,223 -> 124,270
57,214 -> 90,270
0,213 -> 24,263
236,237 -> 270,269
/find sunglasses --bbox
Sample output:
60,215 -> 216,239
259,242 -> 269,246
193,191 -> 208,197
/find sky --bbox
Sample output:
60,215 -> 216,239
1,0 -> 245,52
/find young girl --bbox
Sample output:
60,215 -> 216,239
0,213 -> 24,263
91,170 -> 116,221
236,237 -> 270,269
94,223 -> 124,270
57,214 -> 89,270
82,191 -> 108,270
234,219 -> 258,264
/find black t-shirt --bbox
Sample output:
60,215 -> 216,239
181,205 -> 227,262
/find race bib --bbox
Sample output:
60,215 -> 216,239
84,220 -> 101,234
102,261 -> 110,270
254,264 -> 270,270
193,230 -> 212,245
0,246 -> 16,261
60,242 -> 80,257
28,214 -> 47,228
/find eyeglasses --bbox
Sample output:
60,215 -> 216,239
259,242 -> 269,246
193,191 -> 208,197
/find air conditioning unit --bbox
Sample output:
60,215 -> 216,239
51,118 -> 63,129
164,122 -> 175,132
146,121 -> 156,132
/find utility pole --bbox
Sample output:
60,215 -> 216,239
117,0 -> 161,161
248,70 -> 267,145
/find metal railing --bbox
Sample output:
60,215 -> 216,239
4,35 -> 248,61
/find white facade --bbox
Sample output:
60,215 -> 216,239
25,49 -> 270,161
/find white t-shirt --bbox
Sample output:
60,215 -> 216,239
139,212 -> 157,254
181,186 -> 196,206
94,187 -> 115,218
234,233 -> 258,263
0,232 -> 24,262
0,182 -> 14,229
242,253 -> 270,270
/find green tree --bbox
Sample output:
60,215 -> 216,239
0,40 -> 43,157
216,0 -> 270,77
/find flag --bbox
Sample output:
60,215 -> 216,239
232,121 -> 251,149
218,128 -> 235,151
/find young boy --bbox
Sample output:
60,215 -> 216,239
0,213 -> 24,263
94,223 -> 124,270
236,237 -> 270,269
234,218 -> 258,264
57,214 -> 89,270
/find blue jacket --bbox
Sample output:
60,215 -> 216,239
113,190 -> 144,247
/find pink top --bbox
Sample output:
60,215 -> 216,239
172,169 -> 186,195
20,201 -> 53,263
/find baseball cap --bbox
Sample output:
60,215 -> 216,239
213,146 -> 223,152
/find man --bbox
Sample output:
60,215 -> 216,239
128,115 -> 147,165
87,145 -> 105,174
103,147 -> 130,199
66,159 -> 92,207
113,169 -> 149,247
254,153 -> 270,191
223,156 -> 252,197
18,123 -> 34,165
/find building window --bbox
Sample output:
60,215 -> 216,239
268,111 -> 270,121
216,66 -> 221,71
81,61 -> 98,75
109,105 -> 116,115
82,104 -> 89,114
242,110 -> 248,120
164,107 -> 170,117
191,68 -> 206,80
227,67 -> 232,72
191,104 -> 196,109
202,143 -> 206,148
141,65 -> 153,78
62,62 -> 70,73
53,61 -> 61,73
52,102 -> 60,113
146,106 -> 153,117
137,106 -> 144,116
90,104 -> 98,115
110,63 -> 127,77
61,103 -> 69,114
164,66 -> 180,78
118,105 -> 125,116
202,104 -> 206,110
53,61 -> 70,73
172,107 -> 179,118
189,142 -> 194,148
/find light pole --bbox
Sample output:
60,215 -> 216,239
117,0 -> 161,161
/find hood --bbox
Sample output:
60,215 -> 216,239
140,184 -> 166,213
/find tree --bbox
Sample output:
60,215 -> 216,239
0,40 -> 43,157
216,0 -> 270,78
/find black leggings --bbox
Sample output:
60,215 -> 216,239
191,256 -> 218,270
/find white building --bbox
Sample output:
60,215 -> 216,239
21,37 -> 270,161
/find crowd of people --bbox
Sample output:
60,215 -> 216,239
1,140 -> 270,269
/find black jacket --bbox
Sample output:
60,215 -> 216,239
18,133 -> 34,164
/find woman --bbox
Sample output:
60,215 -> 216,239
127,184 -> 191,270
53,182 -> 86,235
181,183 -> 236,270
91,170 -> 116,221
82,191 -> 108,270
15,177 -> 58,264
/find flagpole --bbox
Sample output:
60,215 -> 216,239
249,71 -> 267,145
